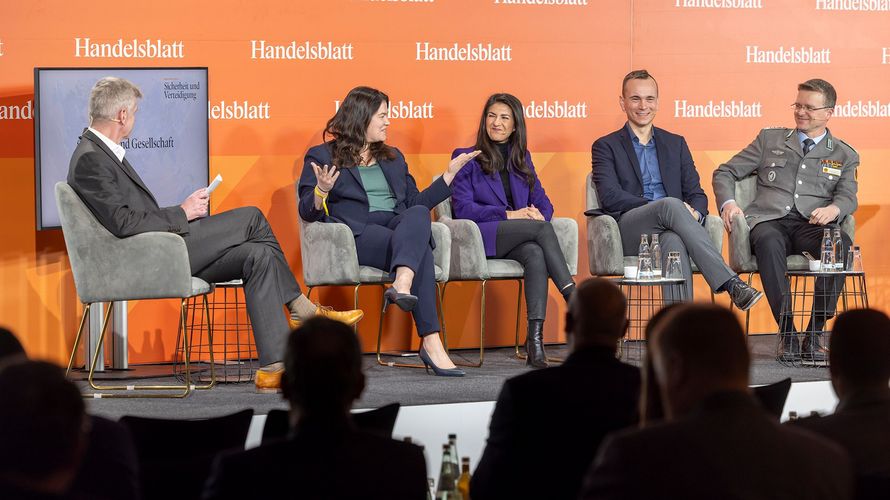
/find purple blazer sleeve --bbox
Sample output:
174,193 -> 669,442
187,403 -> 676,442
450,150 -> 508,222
526,152 -> 553,220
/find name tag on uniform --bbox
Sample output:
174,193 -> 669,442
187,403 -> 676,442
822,166 -> 842,176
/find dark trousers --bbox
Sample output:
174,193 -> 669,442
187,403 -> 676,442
494,220 -> 574,321
355,206 -> 440,336
749,213 -> 851,333
183,207 -> 302,365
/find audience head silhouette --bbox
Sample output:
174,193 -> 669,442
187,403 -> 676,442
565,278 -> 627,351
830,308 -> 890,398
649,304 -> 749,419
0,327 -> 26,365
282,317 -> 365,422
0,360 -> 86,495
639,303 -> 681,425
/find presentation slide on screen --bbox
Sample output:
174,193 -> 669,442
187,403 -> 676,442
35,67 -> 208,229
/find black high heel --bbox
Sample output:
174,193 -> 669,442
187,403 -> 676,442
383,287 -> 418,312
418,347 -> 465,377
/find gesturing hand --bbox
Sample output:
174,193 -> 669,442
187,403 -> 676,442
721,201 -> 744,233
527,205 -> 545,221
180,188 -> 209,221
442,150 -> 481,185
311,162 -> 340,193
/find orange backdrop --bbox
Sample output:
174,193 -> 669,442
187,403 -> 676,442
1,0 -> 888,363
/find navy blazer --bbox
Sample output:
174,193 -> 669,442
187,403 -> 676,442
450,146 -> 554,257
298,142 -> 451,239
591,125 -> 708,220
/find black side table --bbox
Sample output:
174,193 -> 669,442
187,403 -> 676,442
613,277 -> 686,363
777,270 -> 868,367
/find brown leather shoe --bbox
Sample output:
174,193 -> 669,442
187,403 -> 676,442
290,305 -> 364,330
255,366 -> 283,394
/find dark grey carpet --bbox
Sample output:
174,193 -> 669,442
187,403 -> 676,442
81,335 -> 827,420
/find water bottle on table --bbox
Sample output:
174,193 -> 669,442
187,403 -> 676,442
820,228 -> 834,272
637,234 -> 652,280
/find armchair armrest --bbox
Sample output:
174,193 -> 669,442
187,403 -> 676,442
704,215 -> 724,253
728,214 -> 756,273
551,217 -> 579,276
437,218 -> 490,281
586,214 -> 624,276
80,231 -> 194,303
430,222 -> 451,282
298,219 -> 361,286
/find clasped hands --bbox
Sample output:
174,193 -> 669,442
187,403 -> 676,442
507,205 -> 545,221
720,201 -> 840,232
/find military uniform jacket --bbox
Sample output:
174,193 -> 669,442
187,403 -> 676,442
712,127 -> 858,228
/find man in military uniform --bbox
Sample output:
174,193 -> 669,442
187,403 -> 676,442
713,79 -> 859,361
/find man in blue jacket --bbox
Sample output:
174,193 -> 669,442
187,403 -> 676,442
591,69 -> 761,309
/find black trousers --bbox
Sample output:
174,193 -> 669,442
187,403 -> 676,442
494,220 -> 574,321
749,213 -> 851,333
355,206 -> 440,336
183,207 -> 303,365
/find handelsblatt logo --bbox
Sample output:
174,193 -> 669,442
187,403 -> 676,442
416,42 -> 512,61
494,0 -> 589,5
524,100 -> 588,119
746,46 -> 830,64
674,99 -> 762,118
816,0 -> 890,11
675,0 -> 762,7
334,100 -> 434,119
251,40 -> 353,60
0,100 -> 32,120
883,48 -> 890,64
833,100 -> 890,118
208,100 -> 270,120
0,39 -> 5,57
74,38 -> 184,58
367,0 -> 435,3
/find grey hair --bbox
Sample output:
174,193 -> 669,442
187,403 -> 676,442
88,77 -> 142,123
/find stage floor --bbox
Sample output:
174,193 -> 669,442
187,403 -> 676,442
81,334 -> 829,421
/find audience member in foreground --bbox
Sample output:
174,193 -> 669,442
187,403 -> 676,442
0,361 -> 88,499
0,329 -> 139,500
203,317 -> 427,500
580,304 -> 853,500
792,309 -> 890,479
470,278 -> 640,500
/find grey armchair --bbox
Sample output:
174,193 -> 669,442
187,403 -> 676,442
726,175 -> 855,333
433,189 -> 578,367
55,182 -> 215,398
296,212 -> 451,369
586,172 -> 723,301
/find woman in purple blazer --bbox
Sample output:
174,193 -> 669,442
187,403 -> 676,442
451,93 -> 575,368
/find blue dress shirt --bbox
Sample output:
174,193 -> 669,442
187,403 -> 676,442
627,124 -> 666,201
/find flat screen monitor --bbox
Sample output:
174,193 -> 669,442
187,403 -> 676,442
34,67 -> 209,229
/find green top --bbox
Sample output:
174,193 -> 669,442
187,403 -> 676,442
357,163 -> 397,212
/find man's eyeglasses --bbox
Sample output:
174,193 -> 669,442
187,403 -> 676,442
790,103 -> 832,113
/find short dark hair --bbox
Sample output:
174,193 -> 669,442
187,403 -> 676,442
798,78 -> 837,108
567,278 -> 627,344
283,317 -> 363,414
830,309 -> 890,387
0,361 -> 86,481
622,69 -> 658,96
0,327 -> 25,361
653,304 -> 749,383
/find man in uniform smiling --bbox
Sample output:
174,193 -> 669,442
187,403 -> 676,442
713,79 -> 859,362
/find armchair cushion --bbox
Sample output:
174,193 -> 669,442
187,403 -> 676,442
298,219 -> 361,286
551,217 -> 579,276
587,214 -> 625,276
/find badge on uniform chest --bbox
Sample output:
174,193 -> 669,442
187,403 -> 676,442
768,171 -> 777,182
821,159 -> 842,176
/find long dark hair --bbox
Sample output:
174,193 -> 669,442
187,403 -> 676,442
474,93 -> 535,187
323,86 -> 396,168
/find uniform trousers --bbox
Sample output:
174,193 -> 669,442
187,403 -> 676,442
182,207 -> 303,365
355,206 -> 440,336
494,220 -> 573,321
749,213 -> 851,333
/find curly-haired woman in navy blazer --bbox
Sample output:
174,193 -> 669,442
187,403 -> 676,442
451,93 -> 575,368
298,87 -> 479,376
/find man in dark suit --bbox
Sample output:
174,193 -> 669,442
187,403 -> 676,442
470,278 -> 641,500
580,304 -> 853,500
791,309 -> 890,480
202,317 -> 428,500
67,77 -> 362,392
592,69 -> 762,307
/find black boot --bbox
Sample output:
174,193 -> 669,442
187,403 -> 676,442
560,282 -> 576,303
525,320 -> 548,369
